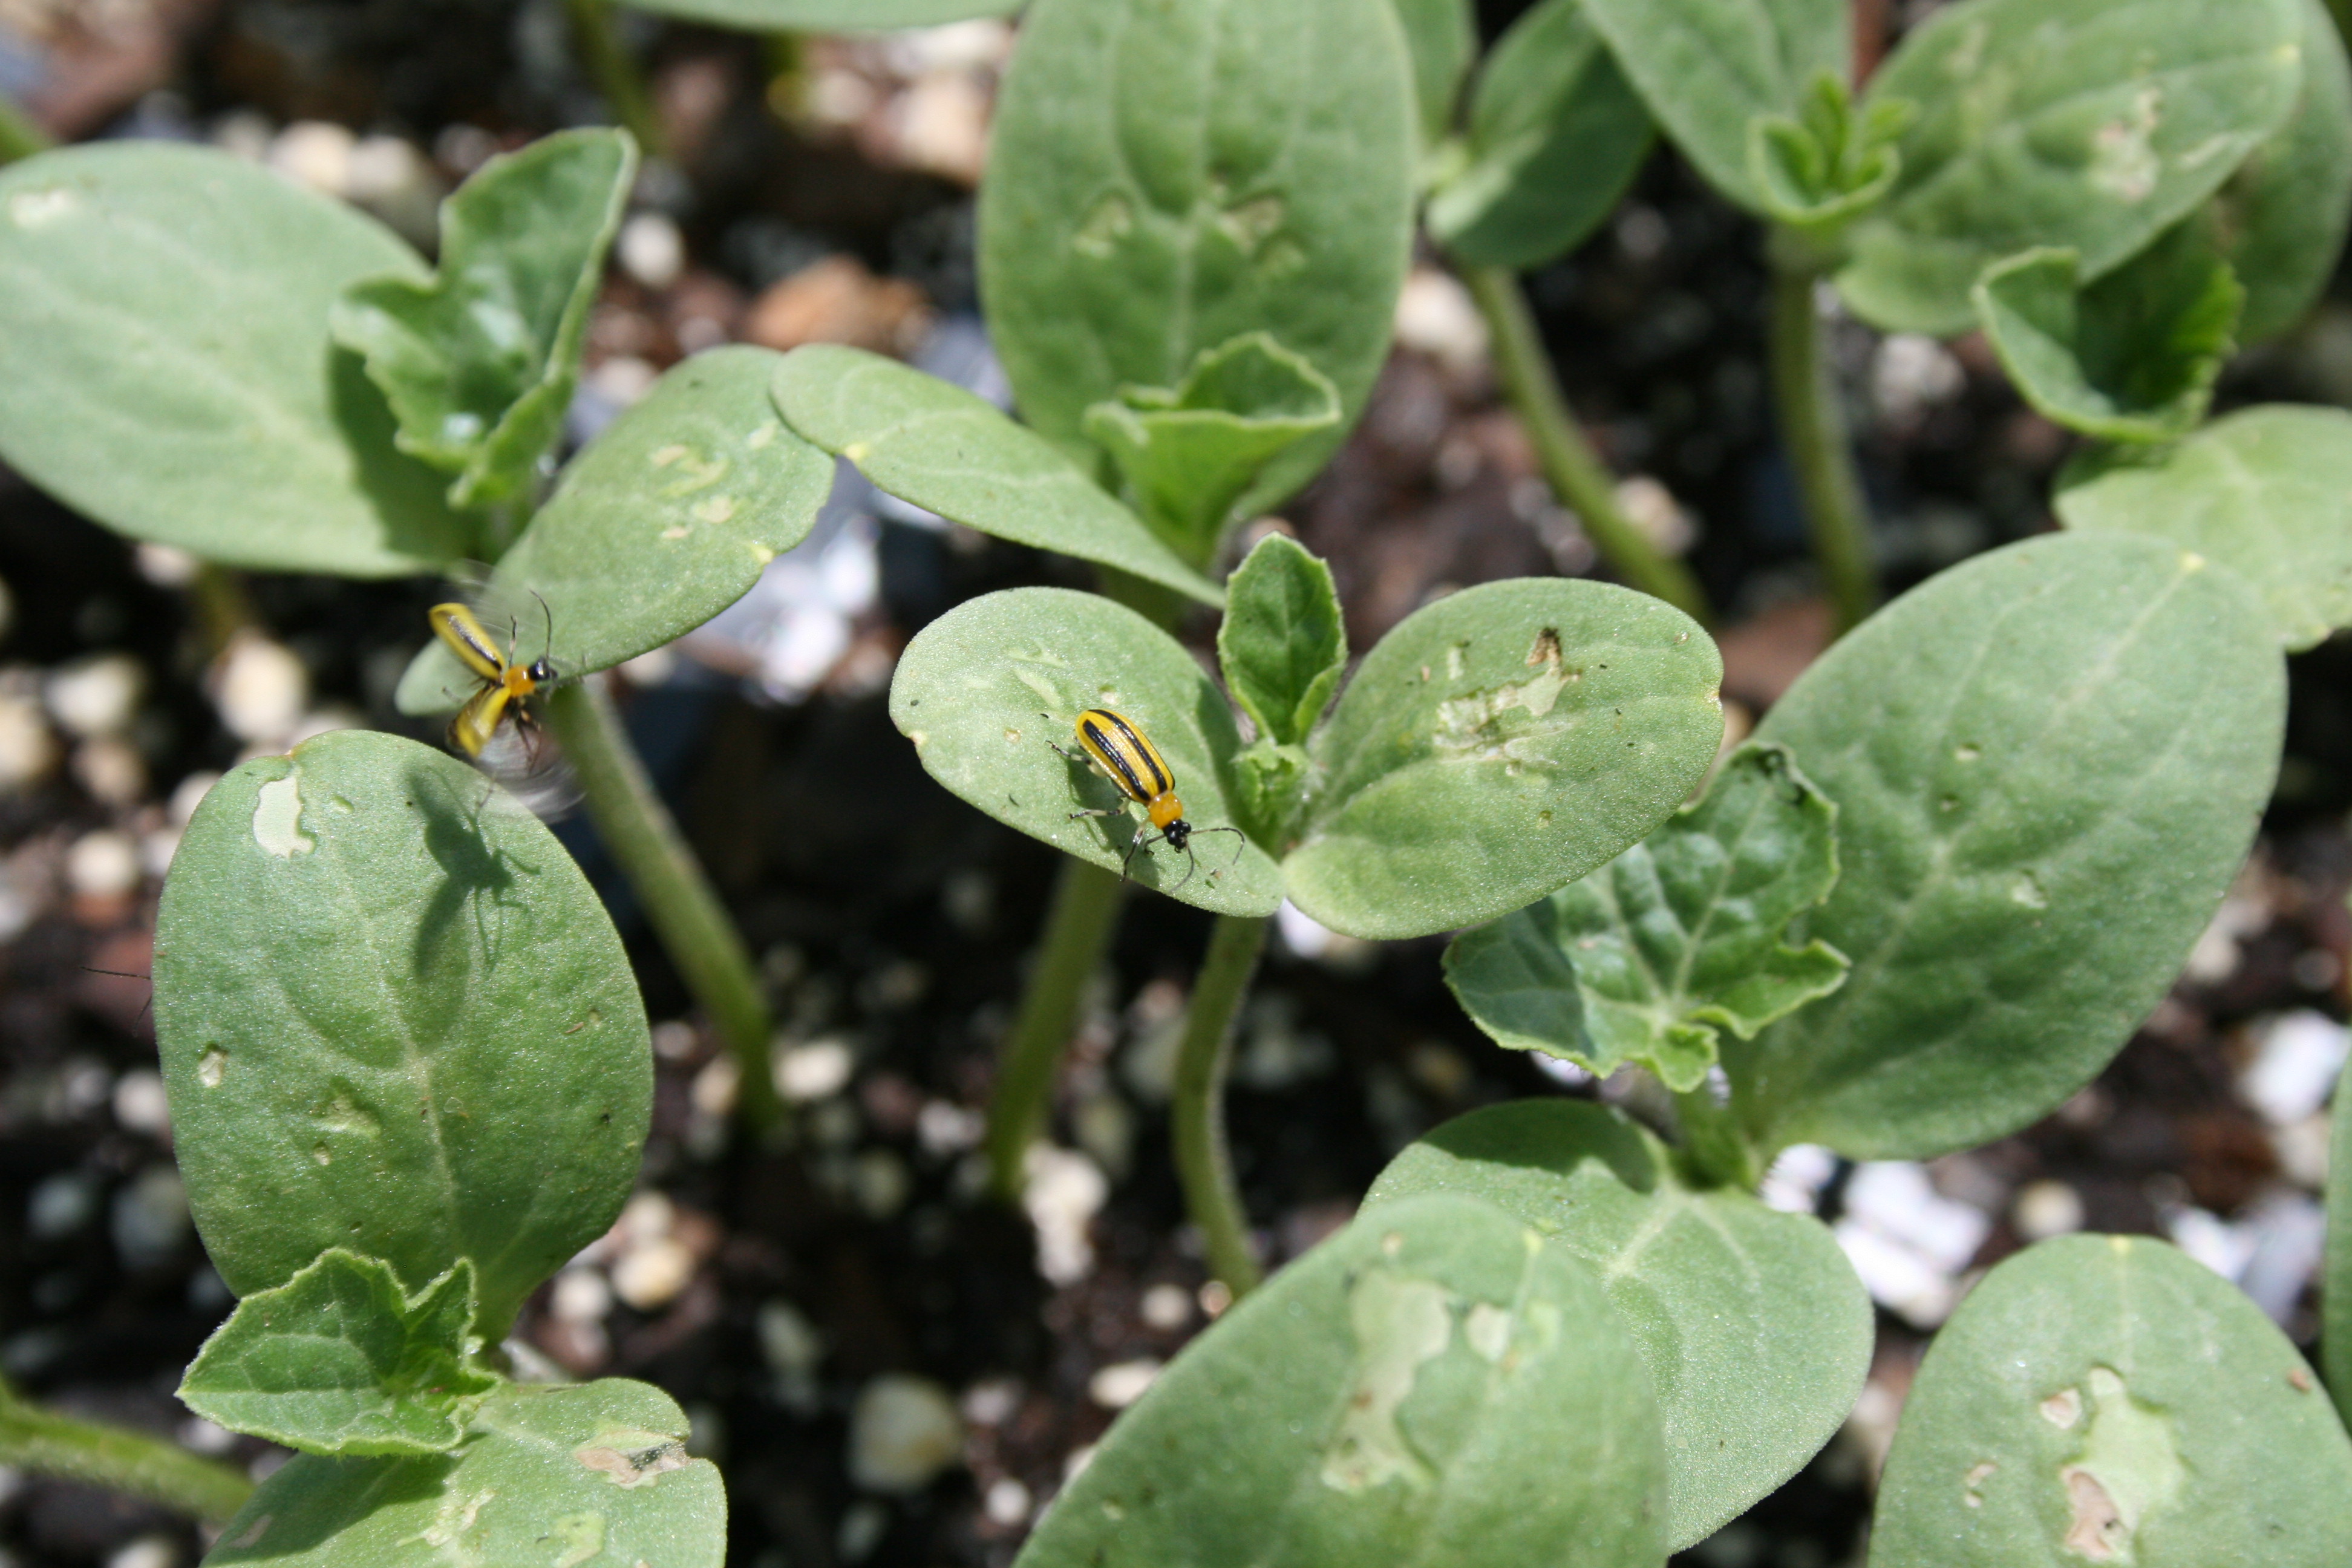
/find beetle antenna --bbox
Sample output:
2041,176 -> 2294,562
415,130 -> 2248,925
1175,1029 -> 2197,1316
533,589 -> 555,668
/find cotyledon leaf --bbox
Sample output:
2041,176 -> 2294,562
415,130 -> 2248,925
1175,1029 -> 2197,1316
2055,403 -> 2352,652
1285,578 -> 1724,942
888,587 -> 1284,916
976,0 -> 1417,515
177,1251 -> 494,1458
1869,1233 -> 2352,1567
1837,0 -> 2303,336
771,345 -> 1221,607
1365,1100 -> 1872,1551
1013,1193 -> 1667,1568
1726,532 -> 2284,1160
0,142 -> 468,577
2209,0 -> 2352,344
204,1379 -> 724,1568
396,345 -> 831,713
153,730 -> 652,1342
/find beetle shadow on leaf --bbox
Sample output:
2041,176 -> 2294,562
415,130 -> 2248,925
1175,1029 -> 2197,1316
206,1451 -> 457,1561
405,761 -> 533,980
1416,1099 -> 1661,1198
326,346 -> 475,565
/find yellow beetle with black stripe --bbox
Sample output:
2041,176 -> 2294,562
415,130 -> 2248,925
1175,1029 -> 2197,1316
430,600 -> 557,759
1055,708 -> 1245,889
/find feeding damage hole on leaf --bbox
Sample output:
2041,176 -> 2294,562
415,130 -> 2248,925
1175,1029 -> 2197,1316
252,771 -> 315,858
551,1511 -> 606,1568
2048,1367 -> 2184,1563
7,186 -> 76,228
1432,629 -> 1578,766
648,443 -> 728,498
2088,88 -> 2161,203
198,1044 -> 227,1088
575,1431 -> 693,1488
1963,1461 -> 1996,1509
224,1514 -> 272,1550
1074,190 -> 1134,257
1321,1269 -> 1453,1492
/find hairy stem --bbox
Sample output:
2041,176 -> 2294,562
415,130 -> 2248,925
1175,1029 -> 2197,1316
0,92 -> 51,166
985,858 -> 1128,1201
1461,263 -> 1713,626
1767,238 -> 1878,633
564,0 -> 668,162
546,679 -> 779,1126
1173,914 -> 1269,1296
0,1375 -> 253,1525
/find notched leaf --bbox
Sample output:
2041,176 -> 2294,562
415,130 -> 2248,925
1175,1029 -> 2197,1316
177,1250 -> 494,1457
332,129 -> 635,512
1445,743 -> 1847,1091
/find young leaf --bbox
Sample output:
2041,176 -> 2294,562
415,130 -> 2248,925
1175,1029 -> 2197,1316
1425,0 -> 1655,270
1576,0 -> 1850,215
976,0 -> 1417,515
206,1379 -> 724,1568
1365,1100 -> 1871,1550
888,587 -> 1284,916
1390,0 -> 1477,149
333,129 -> 635,511
1216,533 -> 1346,748
395,345 -> 831,713
153,731 -> 652,1342
2056,404 -> 2352,652
1870,1234 -> 2352,1567
178,1251 -> 493,1458
1726,533 -> 2283,1161
1014,1193 -> 1667,1568
1970,232 -> 2243,445
1285,580 -> 1724,941
1080,333 -> 1341,566
613,0 -> 1018,26
0,143 -> 468,577
771,345 -> 1223,607
2327,1046 -> 2352,1429
1838,0 -> 2303,336
1748,72 -> 1914,236
2212,0 -> 2352,344
1444,743 -> 1847,1093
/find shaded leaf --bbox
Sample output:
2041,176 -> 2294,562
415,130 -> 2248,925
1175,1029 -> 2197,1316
1444,743 -> 1847,1093
888,587 -> 1282,915
178,1252 -> 493,1458
1216,532 -> 1346,749
1013,1194 -> 1666,1568
1390,0 -> 1478,148
1081,333 -> 1339,566
976,0 -> 1417,514
1286,580 -> 1723,941
1426,0 -> 1654,269
2056,403 -> 2352,652
1577,0 -> 1849,213
1727,533 -> 2282,1160
771,345 -> 1221,606
206,1379 -> 724,1568
333,129 -> 634,511
396,345 -> 831,713
154,731 -> 652,1341
1971,230 -> 2242,444
1839,0 -> 2302,335
2212,0 -> 2352,343
0,142 -> 467,577
1366,1100 -> 1870,1550
1870,1234 -> 2352,1567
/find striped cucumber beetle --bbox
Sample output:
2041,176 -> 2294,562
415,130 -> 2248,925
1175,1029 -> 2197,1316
430,598 -> 557,760
1054,707 -> 1246,890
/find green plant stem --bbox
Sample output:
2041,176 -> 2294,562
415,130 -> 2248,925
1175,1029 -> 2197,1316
546,678 -> 780,1127
0,93 -> 52,165
984,857 -> 1128,1201
1460,263 -> 1713,626
0,1374 -> 253,1525
1766,235 -> 1878,633
564,0 -> 668,162
1671,1083 -> 1761,1192
1173,913 -> 1269,1296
